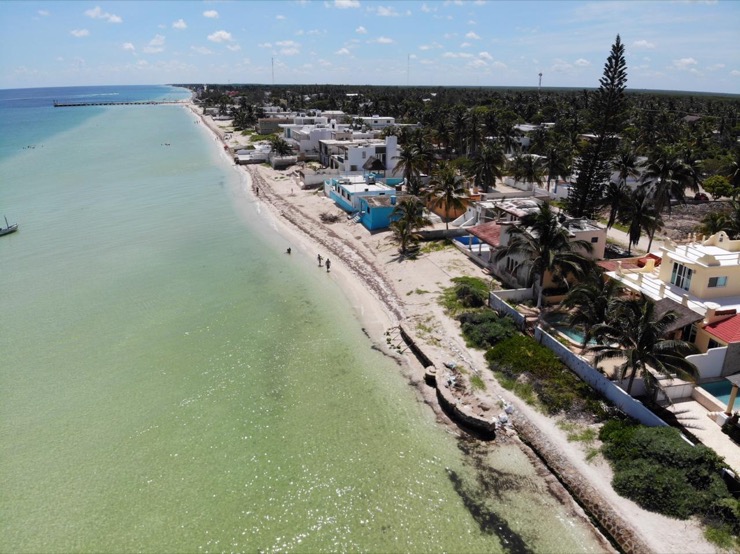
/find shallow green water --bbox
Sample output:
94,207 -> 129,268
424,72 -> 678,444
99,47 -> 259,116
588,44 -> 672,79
0,94 -> 605,553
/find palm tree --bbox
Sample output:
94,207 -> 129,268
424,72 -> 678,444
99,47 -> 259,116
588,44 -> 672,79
641,149 -> 694,216
589,295 -> 698,395
723,147 -> 740,196
619,185 -> 664,254
469,143 -> 506,193
612,147 -> 640,186
561,267 -> 622,349
493,202 -> 594,308
511,153 -> 545,190
544,144 -> 571,192
603,180 -> 629,230
390,197 -> 431,255
269,135 -> 293,157
426,162 -> 467,230
393,146 -> 426,192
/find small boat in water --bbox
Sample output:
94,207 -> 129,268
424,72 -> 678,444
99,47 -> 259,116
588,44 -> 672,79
1,216 -> 18,236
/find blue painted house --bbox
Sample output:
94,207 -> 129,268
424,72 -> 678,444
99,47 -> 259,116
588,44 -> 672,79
357,195 -> 405,231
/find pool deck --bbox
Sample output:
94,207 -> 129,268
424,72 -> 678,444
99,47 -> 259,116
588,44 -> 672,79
665,399 -> 740,474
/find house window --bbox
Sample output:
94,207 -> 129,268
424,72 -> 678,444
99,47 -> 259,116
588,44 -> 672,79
670,262 -> 693,291
681,324 -> 697,343
590,237 -> 599,243
708,338 -> 722,349
362,151 -> 366,159
708,276 -> 728,288
350,165 -> 357,171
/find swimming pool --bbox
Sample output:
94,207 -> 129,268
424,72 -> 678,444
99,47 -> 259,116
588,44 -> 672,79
699,380 -> 734,406
454,235 -> 483,246
542,312 -> 596,345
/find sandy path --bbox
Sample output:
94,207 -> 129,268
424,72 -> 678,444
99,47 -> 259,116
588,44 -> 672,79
192,106 -> 719,554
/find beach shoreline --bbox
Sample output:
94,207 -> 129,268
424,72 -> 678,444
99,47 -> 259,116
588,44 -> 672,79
189,103 -> 718,554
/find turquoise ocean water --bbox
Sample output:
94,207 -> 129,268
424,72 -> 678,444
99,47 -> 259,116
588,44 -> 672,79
0,85 -> 605,553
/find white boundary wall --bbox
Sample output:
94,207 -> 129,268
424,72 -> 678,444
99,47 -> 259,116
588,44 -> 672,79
534,327 -> 668,427
489,290 -> 531,330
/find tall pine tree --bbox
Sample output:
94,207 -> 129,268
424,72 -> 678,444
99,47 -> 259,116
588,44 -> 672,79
567,35 -> 628,218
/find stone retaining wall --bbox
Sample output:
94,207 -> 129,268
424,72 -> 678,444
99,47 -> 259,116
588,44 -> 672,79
513,417 -> 652,554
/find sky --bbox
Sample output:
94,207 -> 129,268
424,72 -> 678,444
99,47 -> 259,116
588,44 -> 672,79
1,0 -> 739,94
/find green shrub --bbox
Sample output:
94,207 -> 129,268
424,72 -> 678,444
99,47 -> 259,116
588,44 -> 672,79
485,335 -> 607,417
440,276 -> 490,314
600,423 -> 738,527
458,311 -> 517,349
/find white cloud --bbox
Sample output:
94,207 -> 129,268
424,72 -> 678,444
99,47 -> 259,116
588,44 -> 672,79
172,19 -> 187,30
70,29 -> 89,38
419,42 -> 443,51
707,63 -> 725,71
227,44 -> 241,51
375,5 -> 400,16
203,10 -> 219,18
633,39 -> 655,49
479,51 -> 493,61
276,14 -> 286,20
370,36 -> 394,44
334,0 -> 360,8
38,10 -> 50,16
122,42 -> 135,52
191,46 -> 213,55
208,30 -> 233,43
356,25 -> 367,34
468,59 -> 487,68
575,58 -> 590,67
460,42 -> 472,48
673,57 -> 698,70
143,34 -> 165,53
465,31 -> 481,39
731,69 -> 740,77
276,40 -> 300,55
258,42 -> 272,48
492,61 -> 507,70
443,52 -> 474,59
421,3 -> 436,12
468,19 -> 476,25
307,29 -> 324,35
84,6 -> 122,23
551,58 -> 573,72
336,47 -> 351,55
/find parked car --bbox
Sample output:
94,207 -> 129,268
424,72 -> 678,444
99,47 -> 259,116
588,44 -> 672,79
694,192 -> 709,203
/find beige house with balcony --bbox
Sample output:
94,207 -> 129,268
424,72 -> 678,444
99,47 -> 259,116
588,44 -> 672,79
605,231 -> 740,380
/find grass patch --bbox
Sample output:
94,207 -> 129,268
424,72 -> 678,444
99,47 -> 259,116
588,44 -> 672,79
420,239 -> 453,253
494,372 -> 537,406
470,374 -> 486,391
485,335 -> 609,418
440,276 -> 490,316
704,523 -> 739,550
250,133 -> 278,142
406,288 -> 430,296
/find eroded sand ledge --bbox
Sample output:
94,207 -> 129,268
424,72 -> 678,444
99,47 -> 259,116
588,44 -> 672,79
189,104 -> 718,554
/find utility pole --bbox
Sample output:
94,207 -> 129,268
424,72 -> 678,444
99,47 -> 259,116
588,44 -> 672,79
407,54 -> 410,86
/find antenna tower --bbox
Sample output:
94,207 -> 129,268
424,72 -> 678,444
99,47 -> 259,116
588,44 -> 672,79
272,57 -> 275,85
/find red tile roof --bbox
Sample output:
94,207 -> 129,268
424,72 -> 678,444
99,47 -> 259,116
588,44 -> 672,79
468,221 -> 502,246
705,313 -> 740,344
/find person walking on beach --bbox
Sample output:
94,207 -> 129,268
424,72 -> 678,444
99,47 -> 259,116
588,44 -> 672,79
325,259 -> 331,272
317,254 -> 323,267
286,247 -> 291,255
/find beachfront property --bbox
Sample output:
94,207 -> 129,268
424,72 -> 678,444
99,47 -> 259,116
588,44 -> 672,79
257,117 -> 293,135
318,135 -> 400,178
599,231 -> 740,424
323,175 -> 403,231
451,196 -> 606,290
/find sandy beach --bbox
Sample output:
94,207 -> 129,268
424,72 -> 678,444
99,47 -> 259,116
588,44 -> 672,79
189,103 -> 719,554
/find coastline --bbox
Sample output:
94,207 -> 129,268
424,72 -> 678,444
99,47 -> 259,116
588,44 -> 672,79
188,103 -> 719,554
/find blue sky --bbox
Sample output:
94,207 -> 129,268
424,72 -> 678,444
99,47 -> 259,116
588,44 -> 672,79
1,0 -> 738,93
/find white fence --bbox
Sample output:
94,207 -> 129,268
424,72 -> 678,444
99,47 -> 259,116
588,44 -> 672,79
534,327 -> 668,427
489,290 -> 532,330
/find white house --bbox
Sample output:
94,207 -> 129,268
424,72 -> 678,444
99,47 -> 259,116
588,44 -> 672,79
318,135 -> 399,177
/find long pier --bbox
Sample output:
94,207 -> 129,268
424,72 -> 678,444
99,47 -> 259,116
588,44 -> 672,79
53,100 -> 187,108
